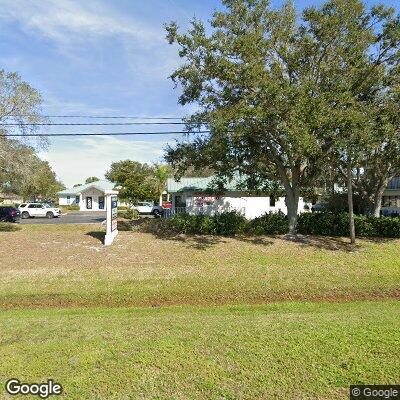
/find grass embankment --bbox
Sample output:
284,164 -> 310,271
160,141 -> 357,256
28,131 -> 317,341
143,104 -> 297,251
0,224 -> 399,308
0,224 -> 399,399
0,301 -> 399,399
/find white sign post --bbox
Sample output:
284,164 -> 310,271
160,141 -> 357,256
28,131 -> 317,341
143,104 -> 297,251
104,189 -> 119,246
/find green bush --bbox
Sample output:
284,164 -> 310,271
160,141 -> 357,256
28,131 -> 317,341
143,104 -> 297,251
59,205 -> 80,211
297,212 -> 349,236
213,211 -> 247,235
118,208 -> 139,220
246,211 -> 289,235
165,211 -> 246,235
298,212 -> 400,238
161,211 -> 400,238
0,223 -> 21,232
374,217 -> 400,238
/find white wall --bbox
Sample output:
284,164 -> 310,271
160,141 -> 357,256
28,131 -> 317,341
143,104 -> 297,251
80,188 -> 106,211
58,194 -> 80,206
59,189 -> 107,211
175,193 -> 311,219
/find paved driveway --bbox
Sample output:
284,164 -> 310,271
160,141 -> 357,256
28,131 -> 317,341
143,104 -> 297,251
20,211 -> 107,225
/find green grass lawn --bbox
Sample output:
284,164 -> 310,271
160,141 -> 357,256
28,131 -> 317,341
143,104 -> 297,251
0,301 -> 399,399
0,224 -> 399,308
0,224 -> 399,399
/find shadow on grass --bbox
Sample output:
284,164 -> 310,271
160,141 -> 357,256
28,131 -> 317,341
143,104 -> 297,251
137,219 -> 276,250
282,234 -> 399,251
124,218 -> 399,251
0,223 -> 21,232
86,231 -> 105,244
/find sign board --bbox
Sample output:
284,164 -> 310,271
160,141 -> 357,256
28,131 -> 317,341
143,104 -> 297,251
111,196 -> 118,232
104,190 -> 119,246
194,196 -> 216,207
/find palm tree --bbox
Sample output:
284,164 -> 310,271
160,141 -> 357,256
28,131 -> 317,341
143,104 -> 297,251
154,164 -> 172,205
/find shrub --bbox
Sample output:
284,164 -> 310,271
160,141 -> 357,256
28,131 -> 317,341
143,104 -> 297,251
164,211 -> 246,235
374,217 -> 400,238
298,212 -> 400,238
59,205 -> 80,211
298,212 -> 348,236
213,211 -> 247,235
118,208 -> 139,220
246,211 -> 289,235
0,223 -> 21,232
157,211 -> 400,238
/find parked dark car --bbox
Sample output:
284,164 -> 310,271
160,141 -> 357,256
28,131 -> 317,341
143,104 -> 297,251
0,206 -> 21,222
311,202 -> 327,212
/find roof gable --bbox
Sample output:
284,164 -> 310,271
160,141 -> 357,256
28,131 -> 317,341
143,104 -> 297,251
58,180 -> 114,195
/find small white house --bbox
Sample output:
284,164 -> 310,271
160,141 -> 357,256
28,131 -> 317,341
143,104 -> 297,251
167,177 -> 311,219
58,180 -> 115,211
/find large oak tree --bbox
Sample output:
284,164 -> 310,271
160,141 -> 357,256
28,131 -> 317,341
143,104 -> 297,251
165,0 -> 400,235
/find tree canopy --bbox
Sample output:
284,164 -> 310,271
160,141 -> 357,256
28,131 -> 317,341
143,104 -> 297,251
105,160 -> 158,203
85,176 -> 100,184
0,69 -> 60,201
0,137 -> 64,201
165,0 -> 400,234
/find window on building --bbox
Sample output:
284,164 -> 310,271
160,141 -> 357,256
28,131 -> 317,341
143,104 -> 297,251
383,196 -> 400,208
67,196 -> 70,205
269,196 -> 276,207
75,195 -> 80,204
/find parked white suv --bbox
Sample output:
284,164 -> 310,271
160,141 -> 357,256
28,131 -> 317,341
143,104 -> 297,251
19,203 -> 61,219
133,201 -> 164,217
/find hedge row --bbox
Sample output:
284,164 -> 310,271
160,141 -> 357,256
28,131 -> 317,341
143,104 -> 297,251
165,211 -> 247,235
162,211 -> 400,238
297,212 -> 400,237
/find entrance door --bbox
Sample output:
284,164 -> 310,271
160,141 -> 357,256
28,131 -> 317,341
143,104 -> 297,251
98,196 -> 105,210
86,197 -> 92,210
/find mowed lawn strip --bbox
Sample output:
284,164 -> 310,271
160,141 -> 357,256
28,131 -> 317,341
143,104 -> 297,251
0,224 -> 399,308
0,301 -> 399,400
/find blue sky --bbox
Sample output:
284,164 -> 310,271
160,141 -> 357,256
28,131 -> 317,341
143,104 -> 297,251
0,0 -> 398,187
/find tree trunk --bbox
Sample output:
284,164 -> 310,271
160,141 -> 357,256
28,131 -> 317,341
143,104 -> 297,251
286,188 -> 299,234
346,163 -> 356,244
373,189 -> 384,218
159,193 -> 163,206
372,179 -> 390,218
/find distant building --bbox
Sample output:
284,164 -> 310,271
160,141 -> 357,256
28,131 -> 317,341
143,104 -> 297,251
382,177 -> 400,216
166,176 -> 311,219
57,180 -> 115,211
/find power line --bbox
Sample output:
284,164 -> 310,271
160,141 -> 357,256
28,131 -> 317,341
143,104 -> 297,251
1,122 -> 188,126
2,130 -> 210,137
5,115 -> 186,120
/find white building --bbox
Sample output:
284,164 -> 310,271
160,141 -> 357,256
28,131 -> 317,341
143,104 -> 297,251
58,180 -> 115,211
167,177 -> 311,219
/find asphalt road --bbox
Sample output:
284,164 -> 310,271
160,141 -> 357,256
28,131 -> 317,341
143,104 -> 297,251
20,211 -> 107,225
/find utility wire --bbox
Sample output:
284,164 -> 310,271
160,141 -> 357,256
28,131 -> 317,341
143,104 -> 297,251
5,115 -> 186,120
0,122 -> 188,126
2,131 -> 210,137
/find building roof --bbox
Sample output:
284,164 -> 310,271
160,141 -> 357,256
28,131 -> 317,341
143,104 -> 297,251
167,176 -> 246,193
387,177 -> 400,190
58,180 -> 114,195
